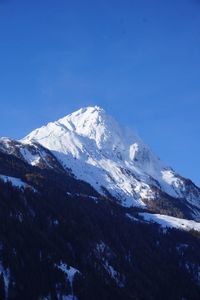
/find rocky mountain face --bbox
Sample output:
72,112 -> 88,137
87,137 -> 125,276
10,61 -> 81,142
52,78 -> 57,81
0,138 -> 65,173
1,106 -> 200,300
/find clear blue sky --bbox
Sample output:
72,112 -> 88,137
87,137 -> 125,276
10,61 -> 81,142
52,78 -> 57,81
0,0 -> 200,185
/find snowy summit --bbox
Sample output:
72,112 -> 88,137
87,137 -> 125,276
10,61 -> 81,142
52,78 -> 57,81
19,106 -> 200,218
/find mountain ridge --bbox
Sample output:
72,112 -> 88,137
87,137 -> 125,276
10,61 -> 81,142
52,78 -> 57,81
0,106 -> 199,219
1,107 -> 200,299
19,106 -> 200,219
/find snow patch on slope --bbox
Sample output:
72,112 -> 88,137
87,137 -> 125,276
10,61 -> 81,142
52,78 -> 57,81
139,213 -> 200,232
0,175 -> 35,191
57,263 -> 80,286
0,261 -> 10,298
56,263 -> 80,300
103,261 -> 125,288
19,147 -> 41,166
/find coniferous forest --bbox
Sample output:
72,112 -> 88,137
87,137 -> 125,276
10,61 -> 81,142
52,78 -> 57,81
0,151 -> 200,299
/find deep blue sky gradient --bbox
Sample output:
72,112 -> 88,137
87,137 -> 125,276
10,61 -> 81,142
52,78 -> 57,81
0,0 -> 200,184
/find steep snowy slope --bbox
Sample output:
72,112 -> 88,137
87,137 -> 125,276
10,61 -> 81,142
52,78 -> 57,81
21,106 -> 200,218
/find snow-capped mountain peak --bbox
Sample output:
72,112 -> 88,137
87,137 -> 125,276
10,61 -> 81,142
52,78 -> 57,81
25,106 -> 138,152
58,105 -> 124,150
21,106 -> 200,217
24,106 -> 154,166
